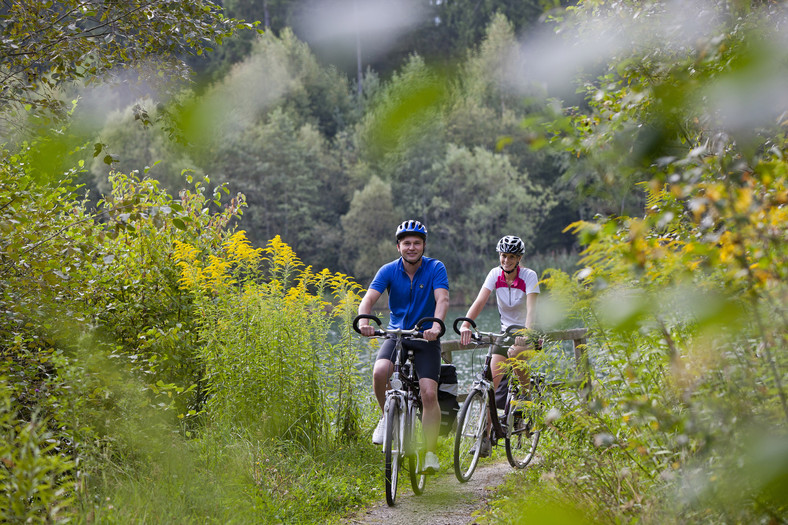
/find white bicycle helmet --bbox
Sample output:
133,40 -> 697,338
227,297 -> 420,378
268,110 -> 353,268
496,235 -> 525,255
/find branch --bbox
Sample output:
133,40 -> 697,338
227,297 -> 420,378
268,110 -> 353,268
0,201 -> 135,279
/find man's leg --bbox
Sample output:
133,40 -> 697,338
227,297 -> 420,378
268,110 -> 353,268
418,378 -> 440,452
370,345 -> 395,445
411,340 -> 442,472
372,358 -> 394,411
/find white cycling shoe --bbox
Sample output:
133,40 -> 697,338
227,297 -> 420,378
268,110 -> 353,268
372,418 -> 385,445
423,451 -> 440,474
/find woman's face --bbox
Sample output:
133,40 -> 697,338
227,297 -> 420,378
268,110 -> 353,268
499,252 -> 521,272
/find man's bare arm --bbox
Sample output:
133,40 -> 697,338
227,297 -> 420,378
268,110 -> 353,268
357,288 -> 382,336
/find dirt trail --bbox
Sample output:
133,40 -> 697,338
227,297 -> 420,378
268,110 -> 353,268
343,459 -> 511,525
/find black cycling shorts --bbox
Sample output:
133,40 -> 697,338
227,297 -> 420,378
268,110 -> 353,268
376,337 -> 441,382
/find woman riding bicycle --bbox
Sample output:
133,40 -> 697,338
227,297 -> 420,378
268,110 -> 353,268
357,220 -> 450,474
458,235 -> 540,457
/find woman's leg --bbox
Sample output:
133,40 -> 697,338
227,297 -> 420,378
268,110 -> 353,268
507,344 -> 532,392
491,354 -> 507,391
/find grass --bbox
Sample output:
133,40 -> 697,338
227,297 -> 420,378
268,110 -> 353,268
75,423 -> 387,524
71,407 -> 472,524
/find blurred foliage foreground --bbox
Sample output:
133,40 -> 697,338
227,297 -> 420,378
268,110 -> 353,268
0,150 -> 383,522
2,2 -> 788,523
477,3 -> 788,524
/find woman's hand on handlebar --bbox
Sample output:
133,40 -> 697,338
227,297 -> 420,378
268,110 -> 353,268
459,325 -> 473,346
453,316 -> 477,346
359,324 -> 376,337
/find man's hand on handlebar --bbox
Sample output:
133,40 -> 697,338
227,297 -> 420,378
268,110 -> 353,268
359,323 -> 376,337
423,324 -> 442,341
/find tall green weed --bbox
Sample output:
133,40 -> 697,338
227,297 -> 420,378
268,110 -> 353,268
1,151 -> 380,522
479,3 -> 788,522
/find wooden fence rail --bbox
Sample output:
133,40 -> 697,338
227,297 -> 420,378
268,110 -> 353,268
441,327 -> 591,396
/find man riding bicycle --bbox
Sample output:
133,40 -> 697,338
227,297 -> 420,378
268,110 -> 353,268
357,220 -> 450,474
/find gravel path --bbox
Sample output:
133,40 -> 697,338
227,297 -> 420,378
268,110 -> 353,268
342,458 -> 512,525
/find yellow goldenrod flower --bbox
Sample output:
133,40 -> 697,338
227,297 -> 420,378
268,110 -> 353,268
734,187 -> 753,214
177,261 -> 205,290
225,230 -> 262,263
173,240 -> 199,262
264,235 -> 304,271
204,254 -> 234,291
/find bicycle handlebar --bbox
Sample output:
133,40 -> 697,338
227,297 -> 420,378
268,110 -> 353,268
453,316 -> 523,343
353,314 -> 446,339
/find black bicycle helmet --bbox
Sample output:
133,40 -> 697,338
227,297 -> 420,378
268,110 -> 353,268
395,220 -> 427,241
496,235 -> 525,255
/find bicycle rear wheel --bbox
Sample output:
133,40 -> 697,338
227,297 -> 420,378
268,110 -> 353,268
406,401 -> 426,495
384,400 -> 402,506
453,388 -> 487,482
505,388 -> 541,469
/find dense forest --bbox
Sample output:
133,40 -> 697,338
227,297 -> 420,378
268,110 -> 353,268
1,0 -> 786,523
79,2 -> 580,299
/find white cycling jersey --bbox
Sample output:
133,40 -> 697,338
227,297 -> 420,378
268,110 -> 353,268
482,266 -> 540,330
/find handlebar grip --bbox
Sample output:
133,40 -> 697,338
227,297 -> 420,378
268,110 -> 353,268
453,316 -> 477,335
505,324 -> 525,336
415,317 -> 446,339
353,314 -> 383,335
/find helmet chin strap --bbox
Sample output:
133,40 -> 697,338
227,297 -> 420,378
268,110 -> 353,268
501,264 -> 518,275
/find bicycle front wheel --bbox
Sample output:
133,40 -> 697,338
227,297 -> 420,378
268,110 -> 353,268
406,401 -> 426,495
453,388 -> 487,482
505,389 -> 541,469
384,400 -> 402,506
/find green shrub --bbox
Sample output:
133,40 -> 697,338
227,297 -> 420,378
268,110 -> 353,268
0,381 -> 75,524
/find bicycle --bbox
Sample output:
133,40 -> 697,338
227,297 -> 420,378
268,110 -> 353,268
452,317 -> 546,482
353,314 -> 446,506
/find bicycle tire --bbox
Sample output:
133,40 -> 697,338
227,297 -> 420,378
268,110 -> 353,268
504,387 -> 541,469
384,400 -> 402,506
453,388 -> 487,482
407,401 -> 426,495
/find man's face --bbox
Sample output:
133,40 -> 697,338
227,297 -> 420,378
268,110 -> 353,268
397,235 -> 425,264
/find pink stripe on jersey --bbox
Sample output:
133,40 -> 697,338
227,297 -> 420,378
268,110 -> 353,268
494,272 -> 527,292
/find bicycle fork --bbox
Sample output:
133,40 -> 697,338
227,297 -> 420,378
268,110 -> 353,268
383,391 -> 406,454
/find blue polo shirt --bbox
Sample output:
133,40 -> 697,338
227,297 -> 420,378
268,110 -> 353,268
369,256 -> 449,330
